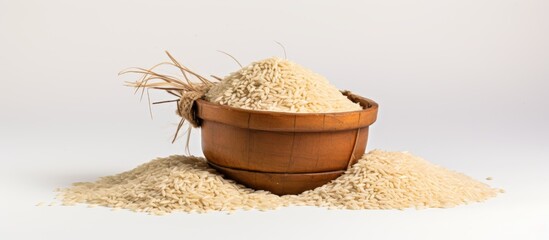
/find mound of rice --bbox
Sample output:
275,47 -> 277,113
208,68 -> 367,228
204,57 -> 362,113
57,150 -> 501,214
292,150 -> 501,209
59,156 -> 283,214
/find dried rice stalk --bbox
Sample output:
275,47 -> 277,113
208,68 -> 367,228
120,51 -> 217,145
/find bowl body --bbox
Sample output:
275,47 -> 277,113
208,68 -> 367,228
208,162 -> 345,195
196,92 -> 378,195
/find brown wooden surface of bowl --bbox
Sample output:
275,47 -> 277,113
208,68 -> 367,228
196,92 -> 378,195
208,162 -> 345,195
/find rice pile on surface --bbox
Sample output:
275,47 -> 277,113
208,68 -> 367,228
292,150 -> 501,209
59,156 -> 285,215
204,57 -> 362,113
58,150 -> 501,214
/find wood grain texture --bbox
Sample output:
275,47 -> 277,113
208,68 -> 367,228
196,92 -> 377,132
197,92 -> 378,195
208,162 -> 345,195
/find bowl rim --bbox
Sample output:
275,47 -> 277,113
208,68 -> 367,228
196,92 -> 377,117
196,91 -> 378,132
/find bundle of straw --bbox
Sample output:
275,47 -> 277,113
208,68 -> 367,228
120,51 -> 218,145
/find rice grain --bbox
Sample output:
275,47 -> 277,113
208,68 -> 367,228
205,58 -> 362,113
58,150 -> 501,213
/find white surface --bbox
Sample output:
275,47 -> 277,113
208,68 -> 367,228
1,0 -> 548,239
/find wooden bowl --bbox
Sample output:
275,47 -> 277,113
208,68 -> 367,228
196,91 -> 378,195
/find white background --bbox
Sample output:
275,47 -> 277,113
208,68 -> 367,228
1,0 -> 548,239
